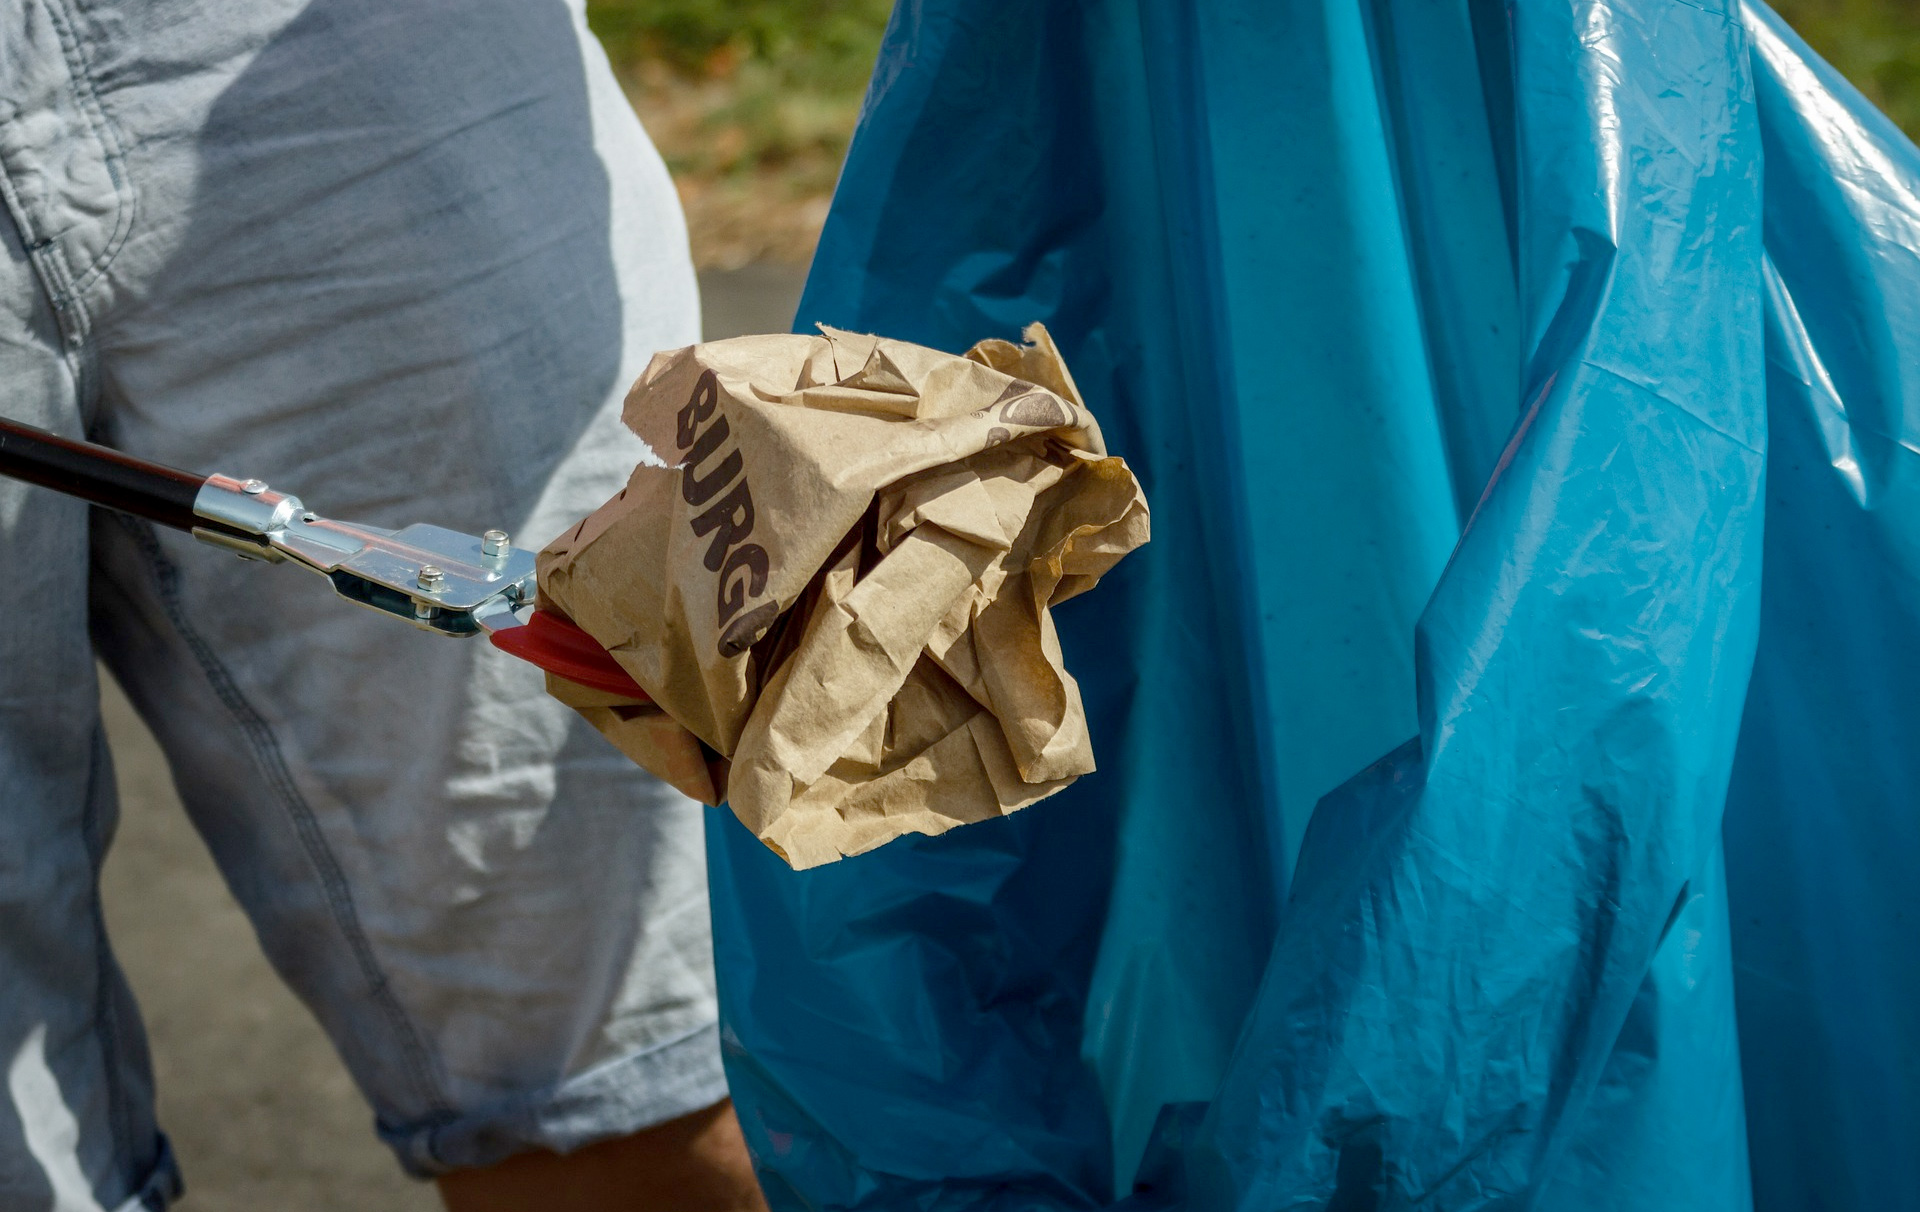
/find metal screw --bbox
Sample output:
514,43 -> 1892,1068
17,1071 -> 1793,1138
241,479 -> 268,495
415,600 -> 439,620
481,529 -> 509,558
417,565 -> 446,591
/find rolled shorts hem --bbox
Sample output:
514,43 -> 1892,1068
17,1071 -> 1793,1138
381,1019 -> 730,1178
119,1133 -> 184,1211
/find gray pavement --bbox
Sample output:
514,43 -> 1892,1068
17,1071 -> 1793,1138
95,265 -> 806,1210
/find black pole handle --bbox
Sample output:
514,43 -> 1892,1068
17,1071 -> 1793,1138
0,416 -> 213,533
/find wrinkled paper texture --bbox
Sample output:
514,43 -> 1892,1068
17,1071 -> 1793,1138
538,324 -> 1148,868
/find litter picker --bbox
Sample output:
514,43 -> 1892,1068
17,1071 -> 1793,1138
0,415 -> 646,697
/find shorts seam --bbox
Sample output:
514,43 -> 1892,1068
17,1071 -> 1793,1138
110,513 -> 455,1120
80,724 -> 135,1183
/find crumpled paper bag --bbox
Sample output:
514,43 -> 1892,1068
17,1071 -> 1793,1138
537,323 -> 1148,868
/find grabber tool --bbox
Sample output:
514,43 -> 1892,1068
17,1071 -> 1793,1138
0,415 -> 646,699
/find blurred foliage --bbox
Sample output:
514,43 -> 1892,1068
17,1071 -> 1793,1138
585,0 -> 893,265
588,0 -> 892,93
1774,0 -> 1920,137
587,0 -> 891,178
582,0 -> 1920,265
581,0 -> 1920,176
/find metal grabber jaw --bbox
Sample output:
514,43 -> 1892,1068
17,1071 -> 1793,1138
0,415 -> 646,698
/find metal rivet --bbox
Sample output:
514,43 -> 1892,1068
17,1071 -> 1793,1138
417,565 -> 446,591
481,529 -> 509,557
241,479 -> 268,494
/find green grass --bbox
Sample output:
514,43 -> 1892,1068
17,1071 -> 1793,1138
588,0 -> 892,94
1774,0 -> 1920,138
587,0 -> 891,178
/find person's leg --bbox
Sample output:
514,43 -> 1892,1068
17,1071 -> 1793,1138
439,1098 -> 764,1212
59,0 -> 756,1200
0,102 -> 181,1209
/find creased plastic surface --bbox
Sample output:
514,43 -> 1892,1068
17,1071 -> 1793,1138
701,1 -> 1920,1207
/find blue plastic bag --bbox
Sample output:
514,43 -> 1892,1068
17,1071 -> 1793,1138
702,2 -> 1920,1207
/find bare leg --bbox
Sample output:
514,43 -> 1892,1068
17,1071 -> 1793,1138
437,1098 -> 767,1212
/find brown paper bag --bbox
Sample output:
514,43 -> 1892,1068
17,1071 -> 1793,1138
538,323 -> 1148,868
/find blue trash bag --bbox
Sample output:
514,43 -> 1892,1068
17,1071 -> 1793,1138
699,1 -> 1920,1207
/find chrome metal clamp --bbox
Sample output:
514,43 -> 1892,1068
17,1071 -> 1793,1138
191,474 -> 535,636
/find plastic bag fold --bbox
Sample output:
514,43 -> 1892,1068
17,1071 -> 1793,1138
705,0 -> 1920,1207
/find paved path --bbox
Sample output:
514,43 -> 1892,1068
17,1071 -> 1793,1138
96,265 -> 806,1210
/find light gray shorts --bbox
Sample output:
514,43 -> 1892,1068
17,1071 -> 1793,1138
0,1 -> 720,1206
